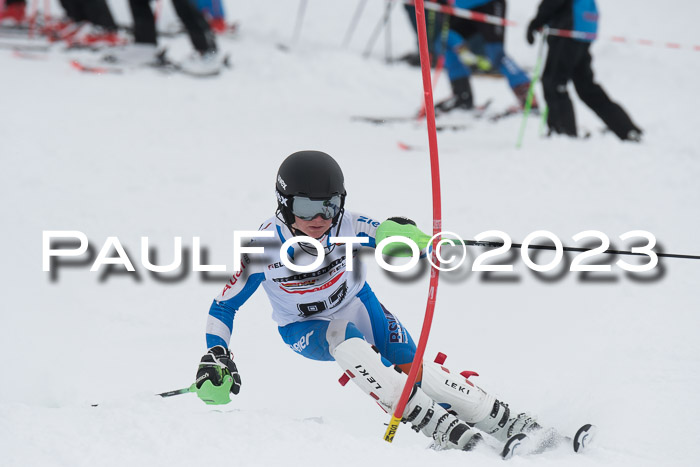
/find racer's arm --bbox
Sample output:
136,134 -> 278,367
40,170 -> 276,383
197,251 -> 266,405
206,271 -> 265,348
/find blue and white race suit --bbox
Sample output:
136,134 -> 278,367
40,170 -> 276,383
205,212 -> 417,365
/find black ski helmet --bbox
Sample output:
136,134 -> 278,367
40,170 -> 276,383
275,150 -> 346,227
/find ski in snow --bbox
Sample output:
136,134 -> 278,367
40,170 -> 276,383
573,423 -> 597,452
351,100 -> 493,127
500,432 -> 528,459
70,59 -> 124,75
70,51 -> 232,78
500,423 -> 597,459
0,40 -> 50,52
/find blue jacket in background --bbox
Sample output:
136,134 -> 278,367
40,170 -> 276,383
531,0 -> 599,41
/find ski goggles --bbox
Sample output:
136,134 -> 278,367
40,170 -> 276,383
291,195 -> 342,221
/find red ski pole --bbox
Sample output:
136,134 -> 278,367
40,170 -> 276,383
384,0 -> 443,443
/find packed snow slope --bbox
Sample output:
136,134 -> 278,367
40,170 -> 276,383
1,1 -> 699,466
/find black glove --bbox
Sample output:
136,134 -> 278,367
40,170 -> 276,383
526,20 -> 538,45
195,345 -> 242,395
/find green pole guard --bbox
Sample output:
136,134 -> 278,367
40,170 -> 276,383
375,219 -> 432,257
539,105 -> 549,137
195,375 -> 233,405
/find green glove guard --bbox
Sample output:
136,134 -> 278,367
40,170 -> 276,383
375,219 -> 432,257
196,375 -> 234,405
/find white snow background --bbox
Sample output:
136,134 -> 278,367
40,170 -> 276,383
1,1 -> 699,466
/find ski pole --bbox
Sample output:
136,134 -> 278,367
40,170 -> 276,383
385,0 -> 392,63
539,105 -> 549,137
466,239 -> 700,260
342,0 -> 368,48
409,234 -> 700,261
91,384 -> 196,407
158,384 -> 197,398
516,27 -> 549,149
363,0 -> 398,58
290,0 -> 308,46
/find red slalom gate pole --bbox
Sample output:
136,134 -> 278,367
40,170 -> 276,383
417,55 -> 444,119
384,0 -> 443,443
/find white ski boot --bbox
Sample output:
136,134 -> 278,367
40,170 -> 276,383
179,49 -> 223,77
421,354 -> 541,443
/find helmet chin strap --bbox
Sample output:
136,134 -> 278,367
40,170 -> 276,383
332,208 -> 345,237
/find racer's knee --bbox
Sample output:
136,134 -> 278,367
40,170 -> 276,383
327,320 -> 365,355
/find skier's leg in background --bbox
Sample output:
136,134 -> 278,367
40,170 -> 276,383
572,44 -> 642,141
98,0 -> 160,64
484,42 -> 535,108
79,0 -> 118,31
171,0 -> 216,54
541,37 -> 579,136
58,0 -> 80,22
128,0 -> 157,45
475,0 -> 534,108
401,4 -> 443,66
436,29 -> 475,111
58,0 -> 125,46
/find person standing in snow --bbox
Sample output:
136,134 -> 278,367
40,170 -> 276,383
399,3 -> 444,67
526,0 -> 642,141
192,150 -> 544,452
434,0 -> 538,112
125,0 -> 220,75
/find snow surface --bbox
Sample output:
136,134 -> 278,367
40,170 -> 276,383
1,1 -> 699,466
